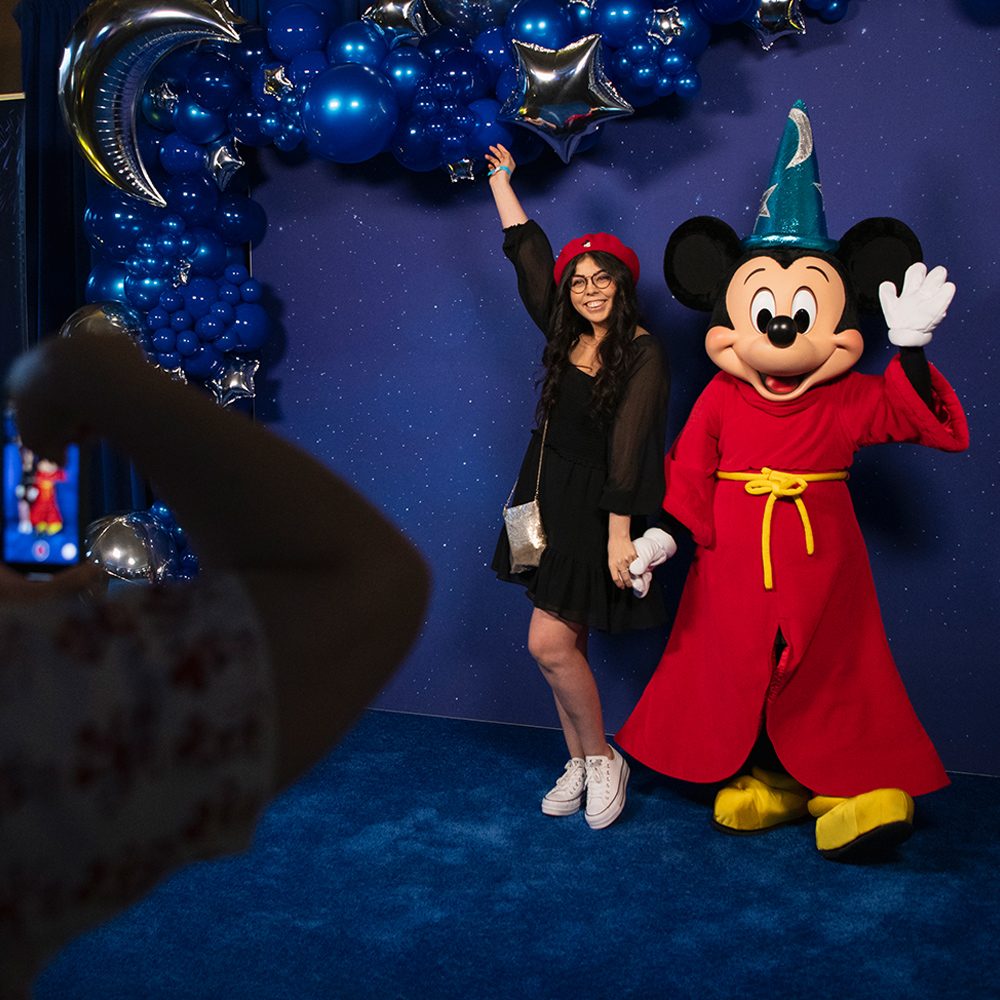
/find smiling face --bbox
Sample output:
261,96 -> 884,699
569,254 -> 617,330
706,254 -> 863,402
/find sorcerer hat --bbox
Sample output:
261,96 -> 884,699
553,233 -> 640,286
744,100 -> 838,253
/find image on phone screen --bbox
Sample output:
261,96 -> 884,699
2,408 -> 82,571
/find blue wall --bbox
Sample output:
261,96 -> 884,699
252,1 -> 1000,776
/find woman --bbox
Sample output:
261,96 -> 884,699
485,144 -> 669,830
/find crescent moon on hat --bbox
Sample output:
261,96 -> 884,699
58,0 -> 243,208
785,106 -> 814,170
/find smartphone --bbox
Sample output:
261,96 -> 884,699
2,407 -> 85,573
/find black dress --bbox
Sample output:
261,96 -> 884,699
492,221 -> 670,633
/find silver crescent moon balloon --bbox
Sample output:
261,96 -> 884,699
59,301 -> 145,340
58,0 -> 244,208
86,511 -> 178,583
785,106 -> 813,168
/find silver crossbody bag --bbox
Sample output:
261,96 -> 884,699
502,419 -> 549,573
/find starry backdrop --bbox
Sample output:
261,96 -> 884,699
251,0 -> 1000,775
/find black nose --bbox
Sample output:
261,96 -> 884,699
766,315 -> 797,348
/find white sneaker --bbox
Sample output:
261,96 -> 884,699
541,758 -> 587,816
584,747 -> 630,829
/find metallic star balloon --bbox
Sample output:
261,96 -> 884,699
209,139 -> 245,189
748,0 -> 806,50
263,63 -> 295,99
648,6 -> 683,45
446,158 -> 476,183
209,358 -> 259,406
362,0 -> 439,48
500,35 -> 633,165
59,0 -> 244,208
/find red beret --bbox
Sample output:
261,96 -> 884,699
553,233 -> 640,287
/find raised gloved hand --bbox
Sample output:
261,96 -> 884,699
880,262 -> 955,348
628,527 -> 678,598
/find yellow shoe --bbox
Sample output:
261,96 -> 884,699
713,767 -> 810,834
809,788 -> 915,861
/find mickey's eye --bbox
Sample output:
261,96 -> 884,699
791,288 -> 817,334
750,289 -> 776,333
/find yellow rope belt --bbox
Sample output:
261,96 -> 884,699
716,468 -> 849,591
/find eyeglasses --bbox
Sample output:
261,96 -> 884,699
570,272 -> 614,293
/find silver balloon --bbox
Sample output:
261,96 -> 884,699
362,0 -> 439,48
648,6 -> 683,45
500,35 -> 633,165
59,301 -> 145,340
446,158 -> 476,182
208,139 -> 245,190
86,512 -> 178,583
423,0 -> 514,35
59,0 -> 244,208
209,357 -> 259,406
748,0 -> 806,49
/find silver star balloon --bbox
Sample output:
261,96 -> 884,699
209,139 -> 245,190
263,64 -> 295,98
170,259 -> 192,287
648,6 -> 683,45
446,158 -> 476,183
362,0 -> 439,48
209,358 -> 259,406
149,80 -> 180,115
500,35 -> 633,165
748,0 -> 806,50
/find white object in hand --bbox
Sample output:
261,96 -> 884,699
880,262 -> 955,348
629,527 -> 678,598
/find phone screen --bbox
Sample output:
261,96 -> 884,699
2,408 -> 83,572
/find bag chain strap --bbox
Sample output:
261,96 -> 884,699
504,419 -> 549,509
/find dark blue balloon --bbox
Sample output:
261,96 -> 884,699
225,263 -> 250,285
146,307 -> 169,330
469,97 -> 514,152
301,64 -> 399,163
158,351 -> 182,370
505,0 -> 574,49
141,89 -> 175,131
326,21 -> 388,68
83,191 -> 156,260
214,330 -> 238,351
240,278 -> 263,302
185,277 -> 219,318
289,49 -> 330,86
218,282 -> 242,305
211,301 -> 235,323
382,47 -> 432,109
229,98 -> 271,146
230,303 -> 270,350
188,52 -> 246,112
672,2 -> 712,58
658,48 -> 691,74
183,345 -> 225,379
567,0 -> 594,32
420,28 -> 468,63
161,213 -> 186,234
85,262 -> 127,304
170,309 -> 194,331
472,28 -> 511,86
231,24 -> 272,74
674,68 -> 701,97
269,3 -> 330,60
266,0 -> 338,25
495,64 -> 518,103
819,0 -> 848,23
151,328 -> 177,352
195,314 -> 225,340
694,0 -> 755,23
124,274 -> 167,310
594,0 -> 653,50
434,49 -> 490,102
164,176 -> 220,226
215,194 -> 268,246
176,330 -> 199,356
172,94 -> 228,144
159,289 -> 184,313
186,227 -> 227,276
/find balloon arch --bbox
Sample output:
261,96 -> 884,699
59,0 -> 851,579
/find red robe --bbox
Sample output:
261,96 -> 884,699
616,357 -> 969,797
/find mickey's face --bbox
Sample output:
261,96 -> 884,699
706,255 -> 863,402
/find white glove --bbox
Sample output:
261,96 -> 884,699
629,527 -> 678,598
880,262 -> 955,348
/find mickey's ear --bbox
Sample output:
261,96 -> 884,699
664,216 -> 743,311
837,218 -> 923,313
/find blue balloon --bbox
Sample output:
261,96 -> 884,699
218,282 -> 242,305
231,24 -> 272,74
159,289 -> 184,313
420,27 -> 469,62
495,64 -> 518,104
594,0 -> 654,49
185,276 -> 219,317
141,88 -> 176,131
164,175 -> 219,226
289,49 -> 330,86
172,94 -> 228,144
393,121 -> 442,172
225,263 -> 250,284
472,28 -> 511,86
567,0 -> 594,32
188,52 -> 246,112
434,49 -> 490,101
170,309 -> 194,331
159,132 -> 206,176
229,98 -> 271,146
83,188 -> 157,260
215,193 -> 268,246
151,328 -> 176,352
124,274 -> 167,310
230,303 -> 270,350
85,262 -> 127,304
211,300 -> 235,323
469,97 -> 515,152
158,351 -> 182,370
269,3 -> 330,60
187,226 -> 228,276
504,0 -> 574,49
146,307 -> 169,330
672,2 -> 712,58
674,68 -> 701,97
326,21 -> 389,68
240,278 -> 263,302
302,64 -> 399,163
694,0 -> 755,23
266,0 -> 338,25
183,345 -> 225,379
820,0 -> 848,23
195,314 -> 225,341
382,47 -> 432,109
176,330 -> 200,356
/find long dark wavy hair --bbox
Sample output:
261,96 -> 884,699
536,250 -> 641,426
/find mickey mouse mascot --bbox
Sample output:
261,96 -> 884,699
618,101 -> 969,861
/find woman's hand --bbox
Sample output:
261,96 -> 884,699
607,532 -> 637,591
485,144 -> 516,181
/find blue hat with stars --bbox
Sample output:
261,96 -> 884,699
744,100 -> 838,252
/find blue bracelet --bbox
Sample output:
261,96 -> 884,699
488,165 -> 511,177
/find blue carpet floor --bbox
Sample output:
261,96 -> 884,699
36,711 -> 1000,999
